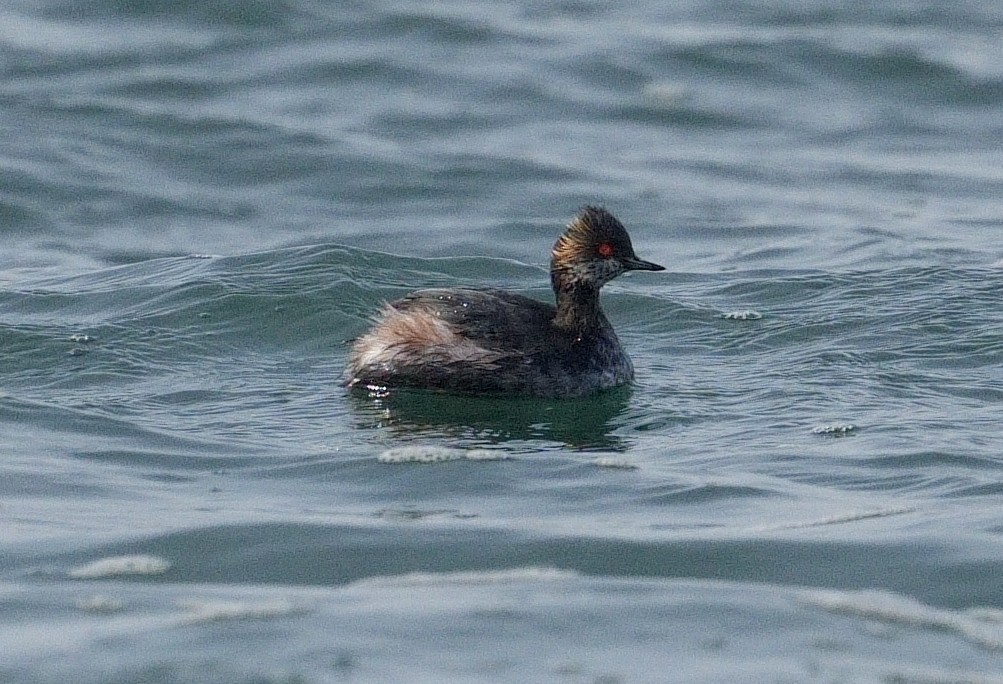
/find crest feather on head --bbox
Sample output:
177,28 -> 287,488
552,206 -> 627,263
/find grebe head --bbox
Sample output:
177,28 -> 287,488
550,206 -> 664,292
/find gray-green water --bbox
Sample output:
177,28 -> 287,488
3,1 -> 1003,682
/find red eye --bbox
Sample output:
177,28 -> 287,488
598,242 -> 614,257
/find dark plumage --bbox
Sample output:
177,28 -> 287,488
343,206 -> 664,398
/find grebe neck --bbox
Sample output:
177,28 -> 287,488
553,282 -> 607,332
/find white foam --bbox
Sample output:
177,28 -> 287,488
378,446 -> 513,463
69,333 -> 94,343
350,567 -> 579,590
68,554 -> 171,579
177,598 -> 301,624
722,310 -> 763,320
812,423 -> 856,436
463,449 -> 514,461
378,446 -> 461,463
801,588 -> 1003,651
594,457 -> 639,470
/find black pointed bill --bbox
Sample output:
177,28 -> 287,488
622,256 -> 665,272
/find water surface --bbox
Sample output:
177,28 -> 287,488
3,0 -> 1003,682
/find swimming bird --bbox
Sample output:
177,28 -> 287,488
343,206 -> 663,398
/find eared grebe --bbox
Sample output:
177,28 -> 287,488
343,206 -> 664,398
